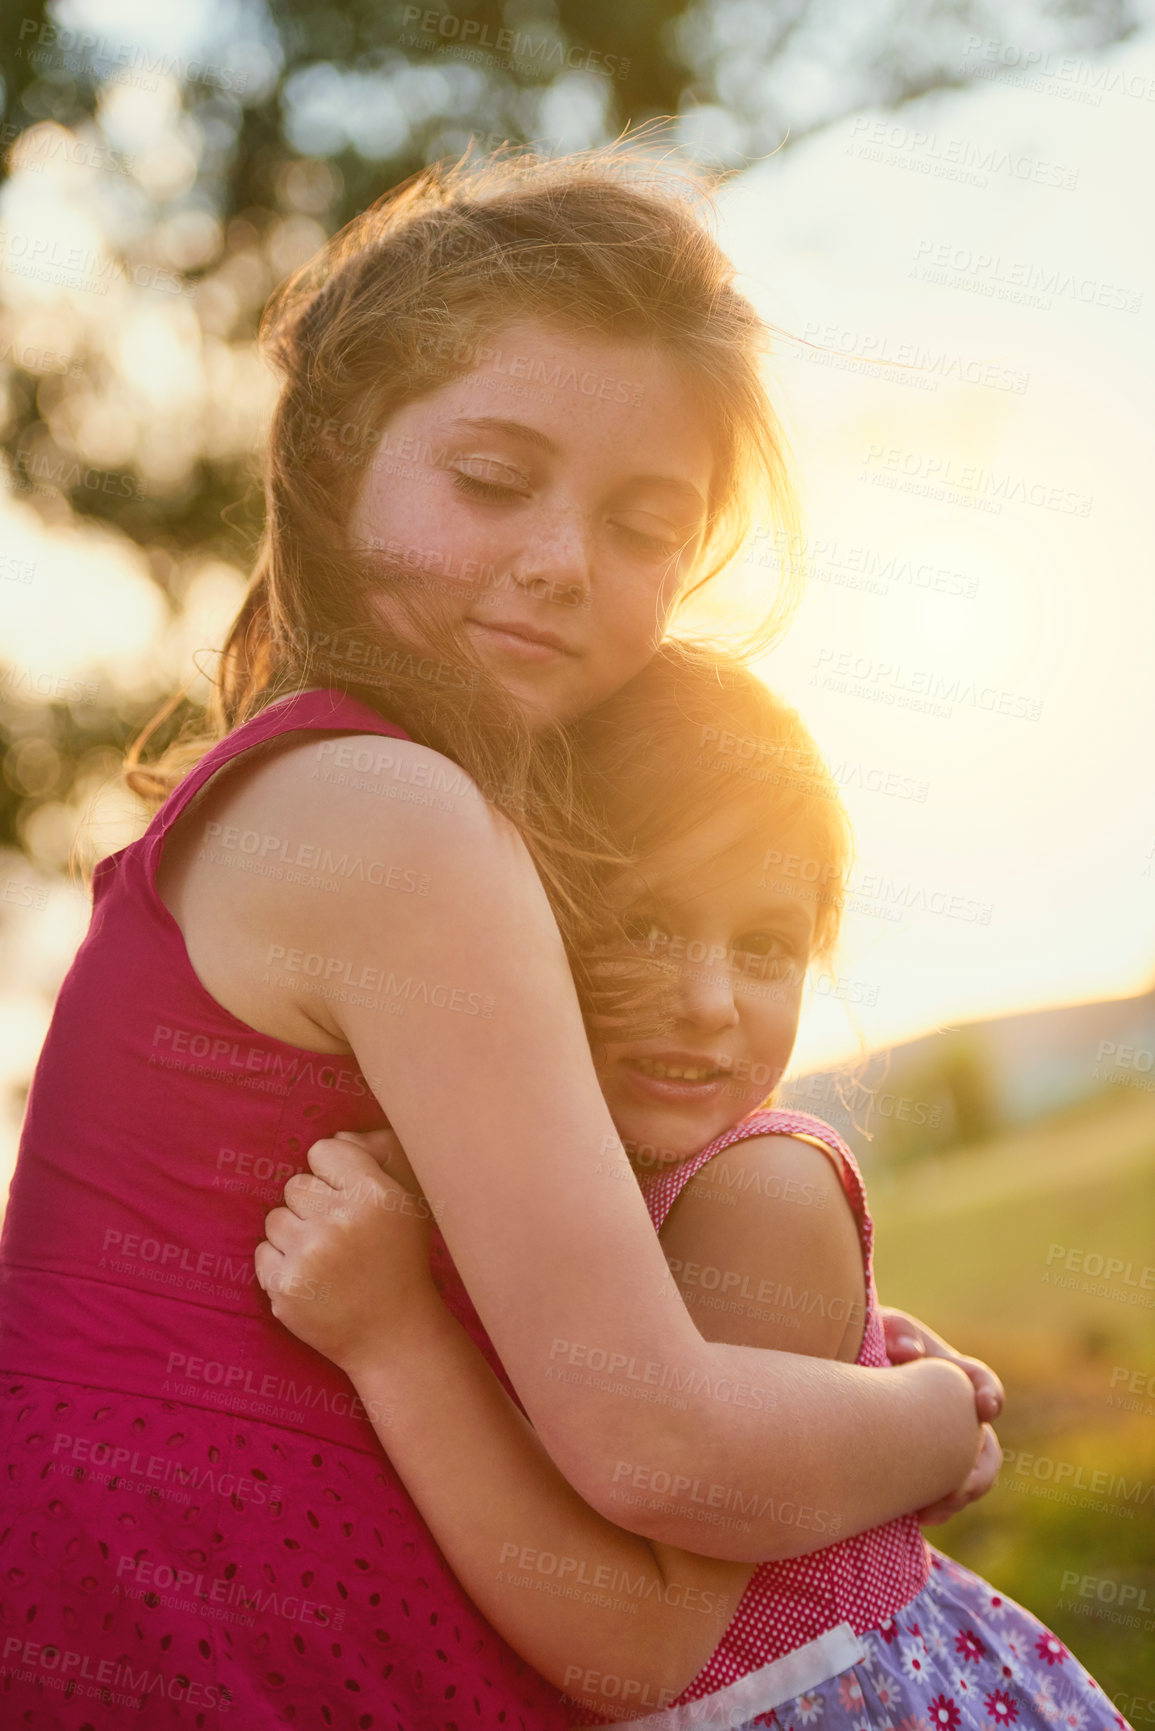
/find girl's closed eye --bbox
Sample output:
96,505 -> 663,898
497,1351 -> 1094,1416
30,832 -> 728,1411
613,516 -> 683,557
453,460 -> 684,558
453,456 -> 532,501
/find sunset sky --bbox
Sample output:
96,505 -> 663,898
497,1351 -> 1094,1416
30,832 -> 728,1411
704,34 -> 1155,1070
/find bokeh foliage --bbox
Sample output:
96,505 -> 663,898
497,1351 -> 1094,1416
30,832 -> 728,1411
0,0 -> 1145,858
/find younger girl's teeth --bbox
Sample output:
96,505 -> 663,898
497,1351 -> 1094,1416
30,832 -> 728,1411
637,1059 -> 717,1081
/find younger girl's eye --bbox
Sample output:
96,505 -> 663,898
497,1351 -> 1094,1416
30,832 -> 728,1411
733,933 -> 804,981
622,914 -> 670,950
737,932 -> 781,955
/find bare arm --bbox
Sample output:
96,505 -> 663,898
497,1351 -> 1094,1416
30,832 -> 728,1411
259,1130 -> 974,1715
656,1133 -> 868,1367
188,733 -> 980,1558
655,1134 -> 1002,1536
353,1314 -> 749,1721
259,1139 -> 751,1719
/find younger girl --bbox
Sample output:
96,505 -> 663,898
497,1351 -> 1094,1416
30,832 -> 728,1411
261,643 -> 1129,1731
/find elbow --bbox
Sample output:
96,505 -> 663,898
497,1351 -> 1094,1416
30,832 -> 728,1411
563,1404 -> 700,1536
572,1403 -> 726,1544
569,1438 -> 665,1534
576,1412 -> 833,1565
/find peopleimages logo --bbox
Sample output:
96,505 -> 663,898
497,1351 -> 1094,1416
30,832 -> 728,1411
0,228 -> 192,298
148,1023 -> 371,1095
1058,1569 -> 1153,1619
961,35 -> 1155,105
0,1636 -> 232,1713
116,1554 -> 346,1630
52,1431 -> 283,1508
811,646 -> 1043,723
845,116 -> 1079,190
398,6 -> 631,78
16,18 -> 249,92
911,238 -> 1142,314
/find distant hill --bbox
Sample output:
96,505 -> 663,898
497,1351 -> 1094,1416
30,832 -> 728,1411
777,985 -> 1155,1166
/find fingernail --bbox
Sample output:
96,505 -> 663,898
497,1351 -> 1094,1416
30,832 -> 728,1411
897,1336 -> 923,1353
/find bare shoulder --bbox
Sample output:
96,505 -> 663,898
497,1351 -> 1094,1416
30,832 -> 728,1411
658,1134 -> 867,1360
156,730 -> 550,1049
174,729 -> 542,902
222,729 -> 503,850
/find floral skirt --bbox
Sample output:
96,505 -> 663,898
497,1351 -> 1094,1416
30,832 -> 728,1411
616,1548 -> 1133,1731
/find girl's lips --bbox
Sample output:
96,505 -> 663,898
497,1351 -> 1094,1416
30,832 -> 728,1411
618,1057 -> 730,1108
465,619 -> 576,661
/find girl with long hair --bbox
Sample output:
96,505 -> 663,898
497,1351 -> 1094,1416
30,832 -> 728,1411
1,145 -> 995,1726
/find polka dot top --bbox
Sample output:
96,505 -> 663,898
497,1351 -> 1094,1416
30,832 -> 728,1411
567,1107 -> 929,1725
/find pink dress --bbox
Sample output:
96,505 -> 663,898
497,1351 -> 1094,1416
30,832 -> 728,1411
0,689 -> 1128,1729
565,1109 -> 1132,1731
0,688 -> 573,1727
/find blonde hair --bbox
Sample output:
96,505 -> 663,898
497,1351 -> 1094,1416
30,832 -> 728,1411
125,138 -> 804,1027
574,640 -> 851,972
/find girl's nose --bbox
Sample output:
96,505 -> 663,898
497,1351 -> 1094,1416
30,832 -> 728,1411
675,957 -> 740,1033
507,506 -> 593,609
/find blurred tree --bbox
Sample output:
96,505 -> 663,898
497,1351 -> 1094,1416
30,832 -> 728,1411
0,0 -> 1146,857
877,1035 -> 1001,1164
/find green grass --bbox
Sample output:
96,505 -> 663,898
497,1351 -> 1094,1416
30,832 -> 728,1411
868,1086 -> 1155,1701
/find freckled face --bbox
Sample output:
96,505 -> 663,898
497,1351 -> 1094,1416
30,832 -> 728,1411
347,319 -> 716,725
594,807 -> 818,1169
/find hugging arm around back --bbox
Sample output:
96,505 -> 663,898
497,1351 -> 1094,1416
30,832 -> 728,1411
259,1129 -> 873,1712
177,733 -> 980,1560
289,1149 -> 754,1717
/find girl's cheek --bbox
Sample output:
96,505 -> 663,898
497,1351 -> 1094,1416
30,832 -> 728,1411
618,561 -> 679,628
749,1000 -> 802,1065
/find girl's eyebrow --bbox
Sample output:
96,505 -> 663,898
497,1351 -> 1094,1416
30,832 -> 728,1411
448,414 -> 559,453
445,415 -> 707,511
635,880 -> 816,935
751,901 -> 814,935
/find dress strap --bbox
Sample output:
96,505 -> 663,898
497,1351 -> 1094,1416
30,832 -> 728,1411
152,688 -> 409,838
89,687 -> 411,910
